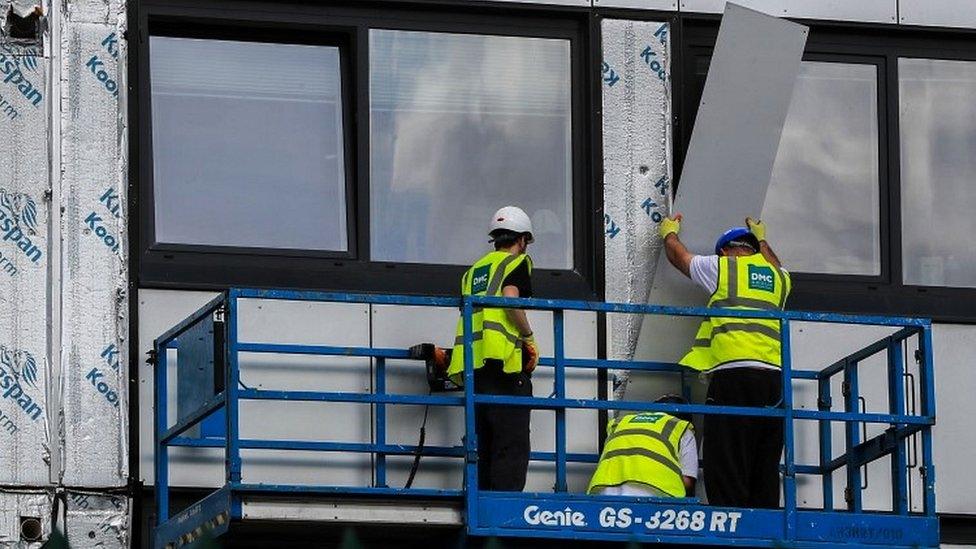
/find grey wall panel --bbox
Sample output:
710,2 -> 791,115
140,291 -> 372,487
631,5 -> 807,402
679,0 -> 897,24
899,0 -> 976,29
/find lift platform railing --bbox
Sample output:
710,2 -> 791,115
152,288 -> 937,549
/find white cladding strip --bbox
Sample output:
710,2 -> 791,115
599,18 -> 672,403
59,17 -> 128,487
64,491 -> 129,548
899,0 -> 976,29
0,40 -> 52,486
593,0 -> 677,9
677,0 -> 896,23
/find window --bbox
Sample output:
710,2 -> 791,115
763,61 -> 881,276
899,58 -> 976,288
137,5 -> 591,296
368,30 -> 574,269
150,36 -> 349,252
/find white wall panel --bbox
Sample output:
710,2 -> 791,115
931,324 -> 976,514
139,290 -> 372,488
899,0 -> 976,29
594,0 -> 677,11
679,0 -> 897,24
373,305 -> 599,493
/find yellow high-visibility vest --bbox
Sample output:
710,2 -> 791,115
587,412 -> 692,497
679,254 -> 791,371
448,251 -> 532,379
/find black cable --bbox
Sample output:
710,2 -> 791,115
404,396 -> 432,489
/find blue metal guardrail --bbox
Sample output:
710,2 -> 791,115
153,288 -> 938,548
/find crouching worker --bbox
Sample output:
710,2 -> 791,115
587,395 -> 698,498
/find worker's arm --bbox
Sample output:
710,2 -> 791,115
746,217 -> 782,269
502,285 -> 532,336
661,214 -> 694,278
682,476 -> 696,497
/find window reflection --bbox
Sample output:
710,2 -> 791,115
900,58 -> 976,288
762,62 -> 881,275
369,30 -> 574,269
151,37 -> 348,251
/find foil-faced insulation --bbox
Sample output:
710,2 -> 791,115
64,0 -> 124,25
0,38 -> 52,487
600,19 -> 672,399
64,491 -> 129,548
0,491 -> 52,546
59,15 -> 127,487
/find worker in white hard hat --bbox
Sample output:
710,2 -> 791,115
447,205 -> 540,491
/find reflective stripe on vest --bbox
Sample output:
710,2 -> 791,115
448,251 -> 532,378
587,413 -> 691,498
679,255 -> 791,372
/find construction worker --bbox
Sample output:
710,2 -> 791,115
587,395 -> 698,498
659,214 -> 790,509
447,206 -> 540,492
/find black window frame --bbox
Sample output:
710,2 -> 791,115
674,15 -> 976,322
133,0 -> 597,299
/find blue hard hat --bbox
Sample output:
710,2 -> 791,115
715,227 -> 760,255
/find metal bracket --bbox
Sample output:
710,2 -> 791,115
213,305 -> 226,323
841,381 -> 850,398
146,348 -> 157,367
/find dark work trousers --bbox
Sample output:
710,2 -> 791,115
474,359 -> 532,491
703,368 -> 784,508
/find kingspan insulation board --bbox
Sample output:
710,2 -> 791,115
60,16 -> 128,487
629,4 -> 808,400
0,491 -> 51,547
600,18 -> 672,401
64,491 -> 129,548
0,39 -> 52,487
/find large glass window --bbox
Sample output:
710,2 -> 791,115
150,37 -> 348,251
369,30 -> 574,269
762,61 -> 881,276
900,58 -> 976,288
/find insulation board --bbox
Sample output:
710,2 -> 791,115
0,39 -> 52,486
59,16 -> 128,487
600,18 -> 673,400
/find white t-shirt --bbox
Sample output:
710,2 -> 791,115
689,255 -> 784,373
595,429 -> 699,498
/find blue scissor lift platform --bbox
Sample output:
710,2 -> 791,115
152,289 -> 938,548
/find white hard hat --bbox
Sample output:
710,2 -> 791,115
489,206 -> 534,243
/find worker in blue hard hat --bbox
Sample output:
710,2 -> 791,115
658,214 -> 790,509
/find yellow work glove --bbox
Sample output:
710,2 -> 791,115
659,215 -> 681,239
746,217 -> 766,242
521,334 -> 539,375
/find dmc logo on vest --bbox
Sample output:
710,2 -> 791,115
471,265 -> 490,294
747,264 -> 775,292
